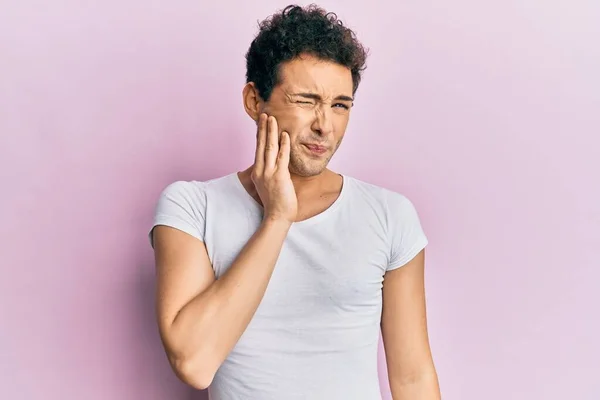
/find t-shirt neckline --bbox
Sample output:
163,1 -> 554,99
229,171 -> 349,227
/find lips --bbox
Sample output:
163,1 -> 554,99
303,144 -> 328,153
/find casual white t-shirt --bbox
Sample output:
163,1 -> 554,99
150,172 -> 428,400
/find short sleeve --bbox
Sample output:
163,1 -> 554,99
148,181 -> 207,248
385,191 -> 429,271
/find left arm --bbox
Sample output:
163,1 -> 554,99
381,249 -> 441,399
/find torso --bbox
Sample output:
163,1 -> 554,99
153,171 -> 426,399
201,171 -> 394,399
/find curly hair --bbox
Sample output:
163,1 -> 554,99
245,4 -> 368,102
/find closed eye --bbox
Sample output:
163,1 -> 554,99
295,100 -> 351,110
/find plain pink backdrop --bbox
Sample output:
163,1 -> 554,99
1,1 -> 598,399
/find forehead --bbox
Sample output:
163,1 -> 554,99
277,54 -> 353,96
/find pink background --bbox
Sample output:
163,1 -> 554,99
1,1 -> 598,399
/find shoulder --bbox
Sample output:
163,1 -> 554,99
154,180 -> 207,218
343,175 -> 426,243
149,173 -> 236,246
344,175 -> 416,214
152,173 -> 237,224
157,173 -> 235,205
159,180 -> 206,199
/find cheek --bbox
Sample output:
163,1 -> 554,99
280,110 -> 313,134
288,134 -> 302,147
332,114 -> 349,133
334,117 -> 348,129
286,107 -> 312,123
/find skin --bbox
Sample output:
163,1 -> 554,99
382,250 -> 441,399
152,52 -> 440,398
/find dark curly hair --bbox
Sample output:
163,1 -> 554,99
245,4 -> 368,102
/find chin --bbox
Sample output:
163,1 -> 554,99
293,168 -> 324,177
289,157 -> 329,177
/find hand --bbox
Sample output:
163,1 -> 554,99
251,113 -> 298,224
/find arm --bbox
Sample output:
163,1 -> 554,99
153,218 -> 291,389
381,249 -> 441,399
153,114 -> 296,389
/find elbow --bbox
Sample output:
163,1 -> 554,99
169,353 -> 217,390
160,322 -> 221,390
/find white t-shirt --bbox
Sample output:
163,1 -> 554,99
150,172 -> 428,400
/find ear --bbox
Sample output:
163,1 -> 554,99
242,82 -> 264,122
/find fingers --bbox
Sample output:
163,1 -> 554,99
255,114 -> 285,174
254,113 -> 267,173
264,115 -> 279,171
277,132 -> 290,170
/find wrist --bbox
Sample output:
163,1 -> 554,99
261,215 -> 293,231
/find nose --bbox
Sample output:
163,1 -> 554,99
311,105 -> 334,137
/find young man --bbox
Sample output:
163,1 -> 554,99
150,5 -> 440,399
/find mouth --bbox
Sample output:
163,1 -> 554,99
302,144 -> 328,155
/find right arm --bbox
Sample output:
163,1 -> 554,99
152,114 -> 296,389
153,218 -> 290,389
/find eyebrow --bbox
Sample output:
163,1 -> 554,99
291,92 -> 354,102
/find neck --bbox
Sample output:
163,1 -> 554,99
289,169 -> 332,197
238,165 -> 338,200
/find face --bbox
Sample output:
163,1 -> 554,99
245,54 -> 354,177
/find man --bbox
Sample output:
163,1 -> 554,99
150,4 -> 441,399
